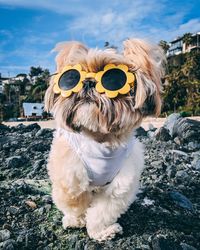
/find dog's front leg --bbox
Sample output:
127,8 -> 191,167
86,142 -> 144,241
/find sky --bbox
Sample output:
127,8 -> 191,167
0,0 -> 200,77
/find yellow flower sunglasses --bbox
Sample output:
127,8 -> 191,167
53,64 -> 136,98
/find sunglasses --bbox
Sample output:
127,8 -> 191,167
53,64 -> 136,98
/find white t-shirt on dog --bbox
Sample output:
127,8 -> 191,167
57,128 -> 135,186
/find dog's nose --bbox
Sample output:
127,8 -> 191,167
83,78 -> 96,90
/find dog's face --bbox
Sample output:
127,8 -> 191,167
45,39 -> 165,142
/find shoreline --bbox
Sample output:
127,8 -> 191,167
3,116 -> 200,131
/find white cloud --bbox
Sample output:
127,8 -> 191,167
0,0 -> 89,14
0,0 -> 199,75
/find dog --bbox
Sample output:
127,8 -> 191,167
44,39 -> 165,241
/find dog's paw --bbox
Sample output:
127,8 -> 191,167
88,223 -> 123,241
62,215 -> 86,229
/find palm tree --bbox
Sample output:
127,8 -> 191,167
182,33 -> 193,50
26,68 -> 50,102
158,40 -> 170,53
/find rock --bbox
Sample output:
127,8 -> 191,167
24,123 -> 41,132
35,128 -> 53,137
147,131 -> 155,138
0,124 -> 10,132
174,137 -> 181,145
169,191 -> 193,211
187,142 -> 200,151
191,158 -> 200,170
170,150 -> 189,164
166,165 -> 176,178
7,156 -> 25,168
0,120 -> 200,249
191,152 -> 200,170
180,243 -> 197,250
170,150 -> 188,157
173,118 -> 200,143
135,127 -> 147,137
25,200 -> 37,209
148,123 -> 156,131
7,206 -> 19,215
176,170 -> 189,181
32,159 -> 45,170
0,229 -> 11,242
154,127 -> 171,141
0,239 -> 15,250
151,234 -> 180,250
42,195 -> 53,204
163,113 -> 181,136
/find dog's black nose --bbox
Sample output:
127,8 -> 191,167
83,78 -> 96,90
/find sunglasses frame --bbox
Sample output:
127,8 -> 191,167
53,64 -> 136,98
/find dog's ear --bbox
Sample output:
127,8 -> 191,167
123,39 -> 165,117
44,41 -> 88,113
53,41 -> 88,72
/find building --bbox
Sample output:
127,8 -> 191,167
167,32 -> 200,57
0,73 -> 9,94
0,73 -> 27,94
22,102 -> 44,118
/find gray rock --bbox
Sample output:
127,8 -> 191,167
174,136 -> 181,145
35,128 -> 53,137
0,239 -> 15,250
176,170 -> 189,181
0,230 -> 11,242
42,195 -> 52,204
7,206 -> 19,215
147,131 -> 155,138
135,127 -> 147,137
173,118 -> 200,143
155,127 -> 171,141
151,234 -> 180,250
7,156 -> 24,169
163,113 -> 181,136
181,243 -> 197,250
191,158 -> 200,170
187,142 -> 200,151
169,191 -> 193,211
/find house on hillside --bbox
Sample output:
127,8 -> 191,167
22,102 -> 44,118
167,32 -> 200,57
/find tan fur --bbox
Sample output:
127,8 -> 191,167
45,38 -> 165,240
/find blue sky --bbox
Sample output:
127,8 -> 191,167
0,0 -> 200,77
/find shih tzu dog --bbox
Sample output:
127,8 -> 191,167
44,39 -> 164,241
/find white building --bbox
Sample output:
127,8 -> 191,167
167,32 -> 200,57
23,102 -> 44,118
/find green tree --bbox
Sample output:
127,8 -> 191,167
29,66 -> 43,79
163,50 -> 200,115
182,33 -> 193,46
158,40 -> 170,53
26,68 -> 50,102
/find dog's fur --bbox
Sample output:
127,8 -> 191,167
44,39 -> 165,241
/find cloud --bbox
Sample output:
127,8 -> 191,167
68,0 -> 166,46
0,0 -> 89,15
0,0 -> 199,76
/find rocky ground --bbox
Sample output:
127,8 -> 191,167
0,113 -> 200,250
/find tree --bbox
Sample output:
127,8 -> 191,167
26,68 -> 50,102
158,40 -> 170,53
182,33 -> 193,46
163,50 -> 200,115
29,66 -> 43,79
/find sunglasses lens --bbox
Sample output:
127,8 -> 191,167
58,69 -> 80,90
101,69 -> 127,91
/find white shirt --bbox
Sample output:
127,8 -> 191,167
57,128 -> 135,186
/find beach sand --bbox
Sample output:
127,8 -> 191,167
3,116 -> 200,131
